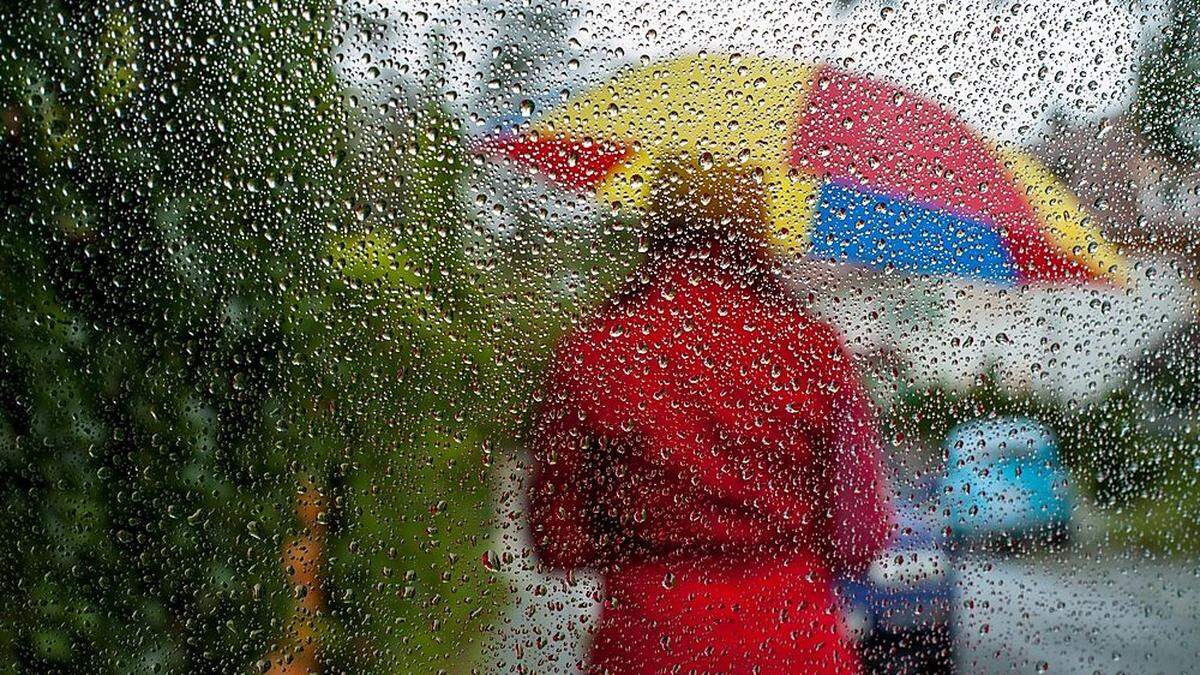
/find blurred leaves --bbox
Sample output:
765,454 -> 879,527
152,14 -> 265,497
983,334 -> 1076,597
0,1 -> 513,672
1134,0 -> 1200,166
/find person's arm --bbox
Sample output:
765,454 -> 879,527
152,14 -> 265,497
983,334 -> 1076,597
795,323 -> 892,575
526,366 -> 597,571
822,360 -> 892,575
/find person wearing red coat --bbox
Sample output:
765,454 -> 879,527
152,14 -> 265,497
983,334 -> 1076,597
528,173 -> 892,674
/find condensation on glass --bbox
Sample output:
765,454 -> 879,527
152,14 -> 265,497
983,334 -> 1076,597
0,0 -> 1196,673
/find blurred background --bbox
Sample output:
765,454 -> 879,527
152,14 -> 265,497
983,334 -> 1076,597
1,0 -> 1198,672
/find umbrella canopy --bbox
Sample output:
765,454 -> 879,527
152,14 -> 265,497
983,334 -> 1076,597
479,55 -> 1126,286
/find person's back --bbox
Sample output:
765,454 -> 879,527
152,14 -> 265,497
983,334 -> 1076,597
529,239 -> 891,673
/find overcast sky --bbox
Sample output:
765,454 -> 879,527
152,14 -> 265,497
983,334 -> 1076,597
349,0 -> 1170,144
585,0 -> 1168,142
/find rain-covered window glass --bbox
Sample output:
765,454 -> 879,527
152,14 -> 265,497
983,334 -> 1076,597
1,0 -> 1197,673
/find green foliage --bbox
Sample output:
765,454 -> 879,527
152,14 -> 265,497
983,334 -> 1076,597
1134,0 -> 1200,165
1111,461 -> 1200,555
0,2 -> 509,672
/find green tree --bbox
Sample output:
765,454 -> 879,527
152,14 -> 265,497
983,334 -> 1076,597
0,1 -> 503,672
1134,0 -> 1200,166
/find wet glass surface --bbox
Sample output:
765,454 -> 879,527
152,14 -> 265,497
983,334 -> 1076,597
1,1 -> 1198,673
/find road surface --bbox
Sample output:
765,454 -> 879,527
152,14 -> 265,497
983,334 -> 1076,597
486,553 -> 1200,673
955,554 -> 1200,674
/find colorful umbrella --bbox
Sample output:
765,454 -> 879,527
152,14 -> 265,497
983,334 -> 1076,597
478,55 -> 1126,285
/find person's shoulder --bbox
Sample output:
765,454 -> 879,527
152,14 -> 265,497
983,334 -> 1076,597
775,307 -> 848,362
552,316 -> 603,362
549,304 -> 631,370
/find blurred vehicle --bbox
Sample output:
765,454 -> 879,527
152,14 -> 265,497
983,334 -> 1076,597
941,417 -> 1075,544
841,479 -> 957,675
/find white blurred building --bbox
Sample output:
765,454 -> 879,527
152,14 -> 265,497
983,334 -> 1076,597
788,257 -> 1195,404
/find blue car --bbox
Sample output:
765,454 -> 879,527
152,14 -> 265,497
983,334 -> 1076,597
941,417 -> 1074,543
841,479 -> 957,674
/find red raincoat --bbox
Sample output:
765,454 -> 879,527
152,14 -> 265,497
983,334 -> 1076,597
529,249 -> 892,674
